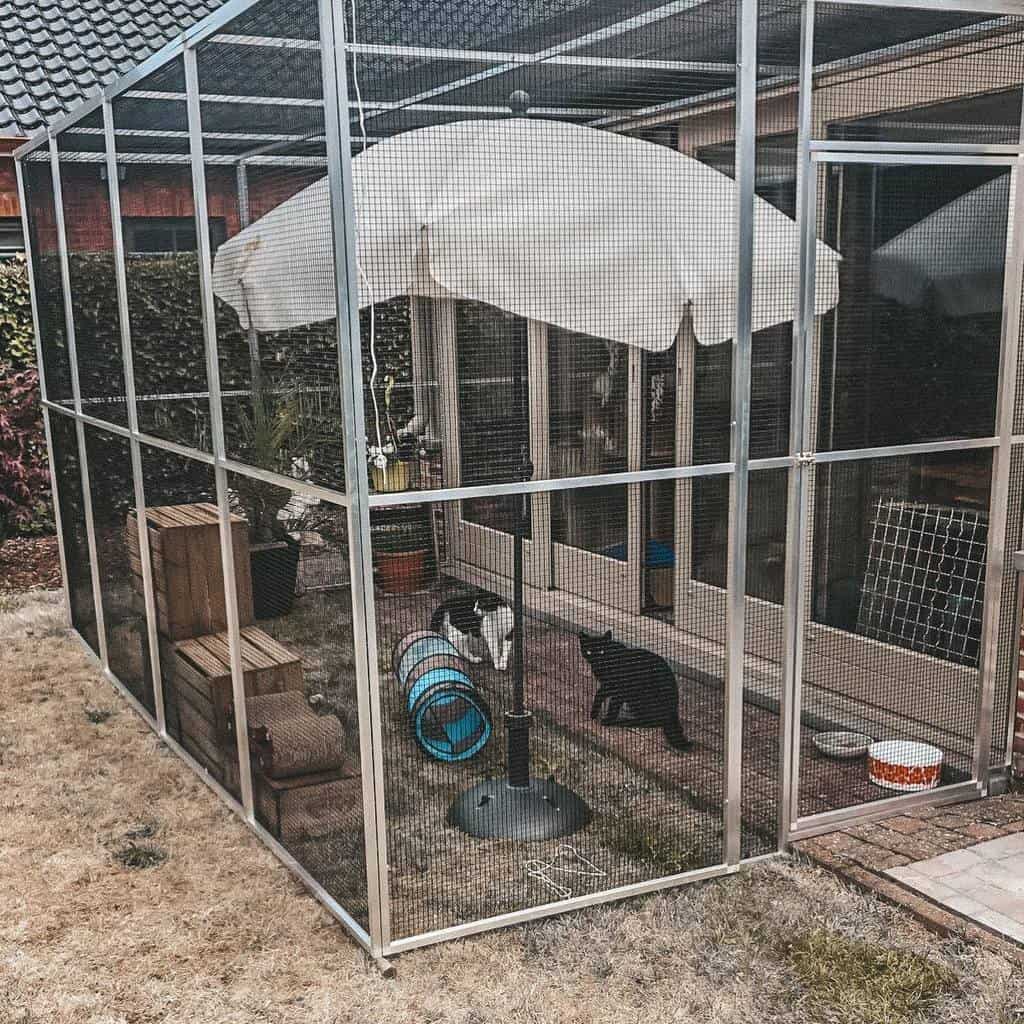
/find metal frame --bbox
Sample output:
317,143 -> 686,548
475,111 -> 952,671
50,135 -> 111,671
186,43 -> 256,820
778,0 -> 817,852
18,0 -> 1024,960
810,151 -> 1023,167
319,0 -> 391,955
1008,552 -> 1024,767
973,92 -> 1024,786
722,0 -> 758,867
835,0 -> 1024,11
104,98 -> 168,734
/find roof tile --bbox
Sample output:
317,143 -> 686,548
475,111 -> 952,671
0,0 -> 221,136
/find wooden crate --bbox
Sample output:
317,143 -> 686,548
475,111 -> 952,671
160,625 -> 304,778
126,502 -> 254,641
254,772 -> 362,841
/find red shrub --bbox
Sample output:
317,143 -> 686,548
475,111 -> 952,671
0,365 -> 52,538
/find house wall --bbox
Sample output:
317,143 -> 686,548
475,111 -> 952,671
6,149 -> 321,253
0,142 -> 20,219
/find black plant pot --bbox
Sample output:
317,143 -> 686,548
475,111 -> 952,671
250,535 -> 300,619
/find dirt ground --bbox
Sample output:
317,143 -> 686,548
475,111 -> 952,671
0,534 -> 61,593
3,590 -> 1024,1024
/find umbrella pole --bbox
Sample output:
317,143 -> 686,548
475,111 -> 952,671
506,466 -> 531,788
448,454 -> 591,841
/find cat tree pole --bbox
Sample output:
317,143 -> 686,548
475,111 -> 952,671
448,450 -> 592,839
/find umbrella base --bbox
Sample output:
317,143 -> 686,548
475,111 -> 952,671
447,777 -> 592,841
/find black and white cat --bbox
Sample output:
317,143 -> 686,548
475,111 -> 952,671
579,630 -> 692,753
431,592 -> 515,671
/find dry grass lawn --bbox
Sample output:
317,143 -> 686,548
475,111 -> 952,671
3,590 -> 1024,1024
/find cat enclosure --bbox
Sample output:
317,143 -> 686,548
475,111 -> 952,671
17,0 -> 1024,957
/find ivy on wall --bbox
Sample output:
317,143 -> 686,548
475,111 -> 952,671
0,257 -> 51,538
0,248 -> 417,538
0,257 -> 35,370
0,365 -> 51,539
21,252 -> 415,528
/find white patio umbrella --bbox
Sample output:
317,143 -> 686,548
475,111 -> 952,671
213,118 -> 840,349
871,173 -> 1011,318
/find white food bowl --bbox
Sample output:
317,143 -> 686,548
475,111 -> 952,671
867,740 -> 943,792
812,731 -> 872,760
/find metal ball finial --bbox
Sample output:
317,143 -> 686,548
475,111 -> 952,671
508,90 -> 531,116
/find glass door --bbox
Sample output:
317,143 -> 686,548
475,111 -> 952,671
548,327 -> 637,612
440,300 -> 550,588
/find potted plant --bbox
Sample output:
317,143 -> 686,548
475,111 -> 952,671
232,385 -> 332,618
372,511 -> 429,594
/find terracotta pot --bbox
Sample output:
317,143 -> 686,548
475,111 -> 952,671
376,547 -> 427,594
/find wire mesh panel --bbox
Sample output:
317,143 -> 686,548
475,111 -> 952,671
111,57 -> 213,451
857,502 -> 988,667
21,155 -> 73,406
137,444 -> 243,801
47,411 -> 99,655
82,426 -> 155,714
220,471 -> 368,925
797,451 -> 991,819
742,467 -> 790,855
373,489 -> 727,940
340,0 -> 761,507
56,111 -> 130,428
815,160 -> 1010,452
811,5 -> 1024,145
196,3 -> 348,493
689,1 -> 802,472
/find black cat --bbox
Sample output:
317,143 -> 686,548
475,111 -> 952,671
578,630 -> 692,753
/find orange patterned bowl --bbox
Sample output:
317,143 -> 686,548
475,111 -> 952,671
867,741 -> 943,792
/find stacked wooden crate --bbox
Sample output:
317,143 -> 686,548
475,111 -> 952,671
128,503 -> 356,840
157,625 -> 304,781
126,503 -> 253,640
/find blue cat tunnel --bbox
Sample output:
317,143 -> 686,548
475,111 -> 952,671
393,631 -> 493,763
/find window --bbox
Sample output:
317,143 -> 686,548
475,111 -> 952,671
455,301 -> 531,536
123,216 -> 226,255
0,217 -> 24,258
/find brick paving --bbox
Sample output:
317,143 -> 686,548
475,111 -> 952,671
888,833 -> 1024,945
794,792 -> 1024,962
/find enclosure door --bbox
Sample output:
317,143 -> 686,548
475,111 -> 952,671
787,153 -> 1017,834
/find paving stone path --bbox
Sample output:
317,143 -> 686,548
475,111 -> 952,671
793,792 -> 1024,961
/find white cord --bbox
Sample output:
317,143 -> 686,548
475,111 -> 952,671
523,845 -> 606,900
349,0 -> 386,470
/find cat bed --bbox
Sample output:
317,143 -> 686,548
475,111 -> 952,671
246,691 -> 310,722
393,630 -> 493,762
245,692 -> 346,779
600,539 -> 675,567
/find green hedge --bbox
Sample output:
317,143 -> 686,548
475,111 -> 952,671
0,257 -> 35,370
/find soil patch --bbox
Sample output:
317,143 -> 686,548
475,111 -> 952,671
0,533 -> 61,593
